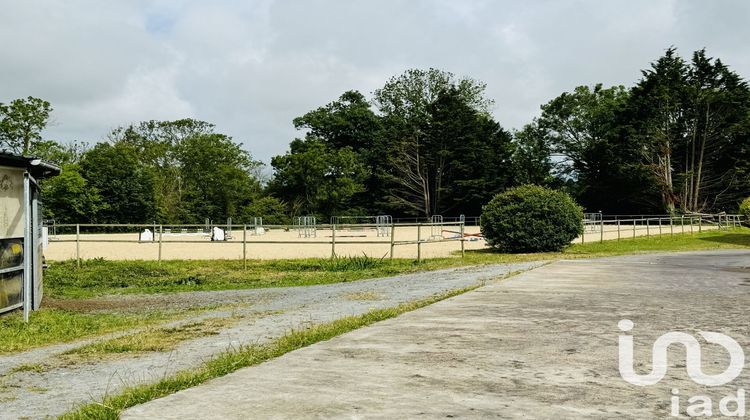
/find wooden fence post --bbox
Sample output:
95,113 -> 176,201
617,220 -> 620,241
76,223 -> 80,269
417,224 -> 422,262
331,223 -> 336,258
243,224 -> 247,269
158,225 -> 163,262
389,223 -> 396,259
460,222 -> 465,257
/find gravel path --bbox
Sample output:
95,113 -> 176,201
0,261 -> 545,419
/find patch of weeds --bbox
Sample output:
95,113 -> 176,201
8,363 -> 48,374
60,286 -> 477,419
322,254 -> 385,271
64,317 -> 238,357
340,291 -> 382,301
0,308 -> 196,354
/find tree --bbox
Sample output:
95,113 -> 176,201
624,48 -> 750,212
108,119 -> 218,223
240,196 -> 289,225
373,69 -> 498,217
0,97 -> 52,154
292,91 -> 386,213
270,138 -> 366,217
175,133 -> 262,222
41,164 -> 104,223
80,143 -> 157,223
511,123 -> 556,186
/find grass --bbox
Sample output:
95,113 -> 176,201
60,287 -> 477,420
45,228 -> 750,299
63,317 -> 238,357
0,305 -> 224,354
5,228 -> 748,355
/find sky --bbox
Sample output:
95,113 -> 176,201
1,0 -> 749,164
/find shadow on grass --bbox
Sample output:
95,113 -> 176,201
697,233 -> 750,247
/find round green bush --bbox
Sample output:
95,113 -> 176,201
740,197 -> 750,221
480,185 -> 583,253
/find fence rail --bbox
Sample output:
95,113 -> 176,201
47,222 -> 468,267
44,213 -> 746,266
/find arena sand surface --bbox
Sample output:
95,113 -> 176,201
44,224 -> 717,261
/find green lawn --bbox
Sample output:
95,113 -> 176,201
46,228 -> 750,299
2,228 -> 747,355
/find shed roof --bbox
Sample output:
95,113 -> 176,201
0,151 -> 62,179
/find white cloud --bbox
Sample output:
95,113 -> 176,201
1,0 -> 748,162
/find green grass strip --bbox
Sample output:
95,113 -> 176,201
60,286 -> 477,420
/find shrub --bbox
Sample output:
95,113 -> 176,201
740,197 -> 750,221
240,196 -> 290,226
480,185 -> 583,253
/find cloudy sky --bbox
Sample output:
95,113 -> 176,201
1,0 -> 748,163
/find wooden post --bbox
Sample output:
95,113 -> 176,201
460,222 -> 465,258
658,218 -> 662,236
158,225 -> 163,262
243,224 -> 247,270
633,219 -> 636,239
681,215 -> 685,234
331,223 -> 336,258
599,216 -> 604,243
389,223 -> 395,259
617,220 -> 620,241
76,223 -> 80,269
646,219 -> 650,238
417,224 -> 422,262
698,216 -> 702,233
670,217 -> 674,237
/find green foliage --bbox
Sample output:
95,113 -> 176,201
372,69 -> 504,217
175,133 -> 262,221
0,96 -> 52,154
480,185 -> 583,253
0,308 -> 174,354
41,164 -> 104,223
270,138 -> 366,217
322,254 -> 384,271
80,142 -> 157,223
740,197 -> 750,220
240,196 -> 289,225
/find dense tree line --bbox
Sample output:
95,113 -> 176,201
1,47 -> 748,224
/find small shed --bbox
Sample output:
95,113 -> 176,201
0,152 -> 60,320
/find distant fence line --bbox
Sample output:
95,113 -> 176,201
43,213 -> 746,266
46,221 -> 468,268
580,213 -> 745,244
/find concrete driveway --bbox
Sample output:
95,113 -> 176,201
123,250 -> 750,419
